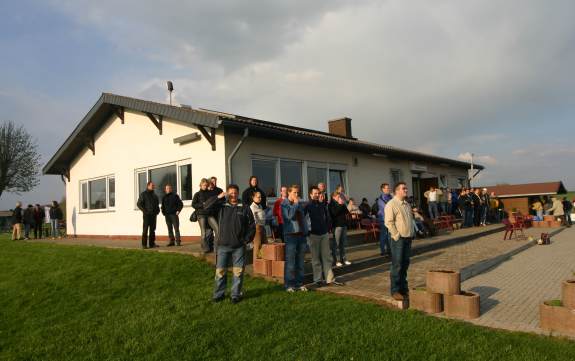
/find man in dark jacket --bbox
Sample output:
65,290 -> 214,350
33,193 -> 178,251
470,188 -> 482,226
329,192 -> 351,267
562,197 -> 573,226
193,178 -> 221,253
11,202 -> 23,240
241,176 -> 267,209
23,205 -> 35,240
49,201 -> 63,239
210,176 -> 224,194
205,184 -> 255,304
376,183 -> 393,256
460,189 -> 474,228
137,181 -> 160,249
161,184 -> 184,246
305,186 -> 341,287
33,204 -> 43,239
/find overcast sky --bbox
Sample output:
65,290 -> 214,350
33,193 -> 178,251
1,0 -> 575,208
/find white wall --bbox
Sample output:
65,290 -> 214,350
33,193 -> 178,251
66,110 -> 226,238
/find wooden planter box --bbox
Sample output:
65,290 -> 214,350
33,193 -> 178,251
543,215 -> 555,222
262,243 -> 285,261
563,280 -> 575,310
444,291 -> 480,319
540,301 -> 575,335
549,220 -> 562,228
409,288 -> 443,314
253,259 -> 272,276
426,270 -> 461,295
271,260 -> 285,279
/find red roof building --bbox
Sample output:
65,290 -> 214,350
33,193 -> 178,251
482,181 -> 568,214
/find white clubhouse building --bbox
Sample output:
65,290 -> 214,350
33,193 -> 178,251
44,93 -> 480,240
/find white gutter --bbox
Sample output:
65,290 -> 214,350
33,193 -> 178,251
227,128 -> 249,184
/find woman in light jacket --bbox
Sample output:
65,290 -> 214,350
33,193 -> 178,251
250,191 -> 267,260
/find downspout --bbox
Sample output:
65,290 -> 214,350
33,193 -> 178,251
470,168 -> 483,183
227,127 -> 249,184
469,153 -> 474,188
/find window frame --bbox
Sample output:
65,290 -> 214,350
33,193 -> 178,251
79,174 -> 116,213
134,159 -> 192,208
390,168 -> 403,189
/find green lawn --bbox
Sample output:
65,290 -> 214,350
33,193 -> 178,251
1,235 -> 574,361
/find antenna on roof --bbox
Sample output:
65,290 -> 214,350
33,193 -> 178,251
167,81 -> 174,105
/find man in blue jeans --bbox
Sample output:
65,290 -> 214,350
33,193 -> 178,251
204,184 -> 255,304
384,182 -> 415,301
282,184 -> 309,293
376,183 -> 393,256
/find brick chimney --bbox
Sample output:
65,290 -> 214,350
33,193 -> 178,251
328,117 -> 353,138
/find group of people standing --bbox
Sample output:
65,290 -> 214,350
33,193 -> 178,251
421,186 -> 502,228
456,187 -> 501,228
10,201 -> 63,241
532,196 -> 573,227
133,175 -> 419,303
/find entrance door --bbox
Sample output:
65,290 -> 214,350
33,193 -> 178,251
411,177 -> 421,209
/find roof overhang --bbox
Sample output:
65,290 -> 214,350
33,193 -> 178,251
497,192 -> 557,198
43,93 -> 221,176
222,118 -> 480,170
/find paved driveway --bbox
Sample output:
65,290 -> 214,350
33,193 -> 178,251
463,227 -> 574,336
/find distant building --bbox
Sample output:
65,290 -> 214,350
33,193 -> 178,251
43,93 -> 481,240
483,181 -> 568,215
0,210 -> 12,232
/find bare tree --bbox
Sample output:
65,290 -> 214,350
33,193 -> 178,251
0,121 -> 41,199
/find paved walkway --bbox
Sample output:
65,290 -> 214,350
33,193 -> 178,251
319,227 -> 556,306
463,226 -> 574,336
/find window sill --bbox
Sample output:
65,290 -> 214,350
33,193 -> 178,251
79,209 -> 116,214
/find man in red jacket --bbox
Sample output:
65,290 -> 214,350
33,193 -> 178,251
273,186 -> 288,241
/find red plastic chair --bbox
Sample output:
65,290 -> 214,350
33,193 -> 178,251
361,218 -> 380,242
502,218 -> 525,240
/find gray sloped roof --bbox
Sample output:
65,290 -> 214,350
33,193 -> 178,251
43,93 -> 220,175
222,115 -> 481,170
44,93 -> 480,176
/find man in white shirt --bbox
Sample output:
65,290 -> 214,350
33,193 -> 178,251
424,186 -> 442,219
385,182 -> 416,301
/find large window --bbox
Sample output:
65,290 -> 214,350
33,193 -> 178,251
179,164 -> 192,201
89,178 -> 107,209
251,156 -> 347,200
81,182 -> 88,209
108,177 -> 115,208
307,167 -> 327,191
80,175 -> 115,211
390,169 -> 402,189
280,160 -> 302,190
252,159 -> 277,197
329,169 -> 346,195
137,171 -> 147,195
135,160 -> 192,204
149,165 -> 177,199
